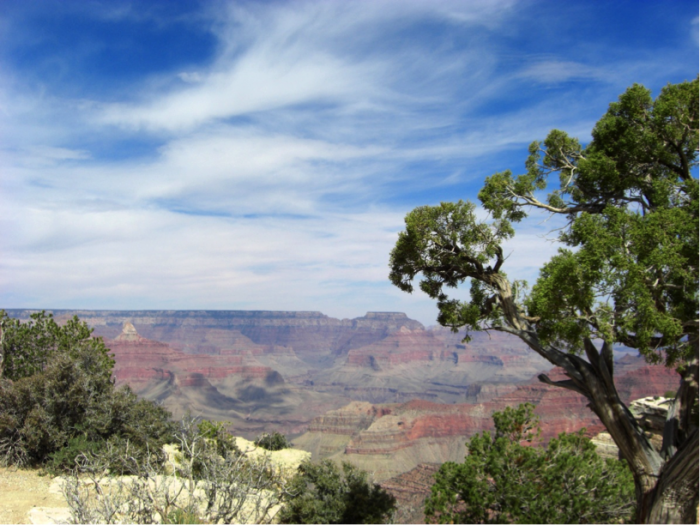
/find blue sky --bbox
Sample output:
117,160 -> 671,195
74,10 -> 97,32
1,0 -> 698,325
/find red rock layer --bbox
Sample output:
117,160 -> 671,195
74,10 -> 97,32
307,402 -> 391,435
106,325 -> 277,387
344,402 -> 492,454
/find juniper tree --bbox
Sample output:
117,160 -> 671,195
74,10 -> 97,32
390,79 -> 698,523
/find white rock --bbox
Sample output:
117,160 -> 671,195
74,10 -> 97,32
591,431 -> 619,460
629,396 -> 672,431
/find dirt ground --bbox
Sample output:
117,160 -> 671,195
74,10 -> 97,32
0,467 -> 68,524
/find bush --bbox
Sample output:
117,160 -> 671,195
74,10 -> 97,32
278,459 -> 396,524
425,404 -> 636,524
196,419 -> 239,458
48,436 -> 106,474
0,345 -> 113,467
254,431 -> 290,451
0,312 -> 177,471
1,310 -> 113,381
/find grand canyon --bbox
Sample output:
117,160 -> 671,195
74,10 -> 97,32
4,309 -> 680,519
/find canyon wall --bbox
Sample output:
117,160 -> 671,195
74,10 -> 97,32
4,309 -> 422,360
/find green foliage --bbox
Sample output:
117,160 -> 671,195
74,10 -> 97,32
165,507 -> 202,524
195,421 -> 234,456
278,459 -> 396,524
196,419 -> 240,458
48,435 -> 105,474
508,80 -> 697,365
254,431 -> 290,451
0,313 -> 176,471
425,404 -> 636,524
1,310 -> 114,381
389,200 -> 512,337
108,388 -> 177,454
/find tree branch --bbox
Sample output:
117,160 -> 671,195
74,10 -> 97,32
537,374 -> 589,398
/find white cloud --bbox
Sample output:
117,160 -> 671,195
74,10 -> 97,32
0,179 -> 563,325
0,189 -> 407,315
516,60 -> 608,84
177,72 -> 204,83
17,146 -> 91,168
692,17 -> 699,45
99,55 -> 372,132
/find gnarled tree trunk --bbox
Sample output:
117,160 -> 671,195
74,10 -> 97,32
641,429 -> 699,523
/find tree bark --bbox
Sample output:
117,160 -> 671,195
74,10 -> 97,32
636,495 -> 697,525
643,430 -> 699,524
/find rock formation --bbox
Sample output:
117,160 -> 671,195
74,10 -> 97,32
4,308 -> 553,406
380,463 -> 441,524
108,321 -> 275,389
306,325 -> 551,404
4,309 -> 422,360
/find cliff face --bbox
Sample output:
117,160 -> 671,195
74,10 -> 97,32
345,327 -> 506,369
104,321 -> 355,437
5,308 -> 553,407
107,322 -> 278,388
307,324 -> 551,405
343,401 -> 492,455
380,463 -> 441,524
306,402 -> 391,435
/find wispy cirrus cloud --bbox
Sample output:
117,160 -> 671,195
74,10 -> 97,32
516,60 -> 609,84
96,0 -> 515,133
